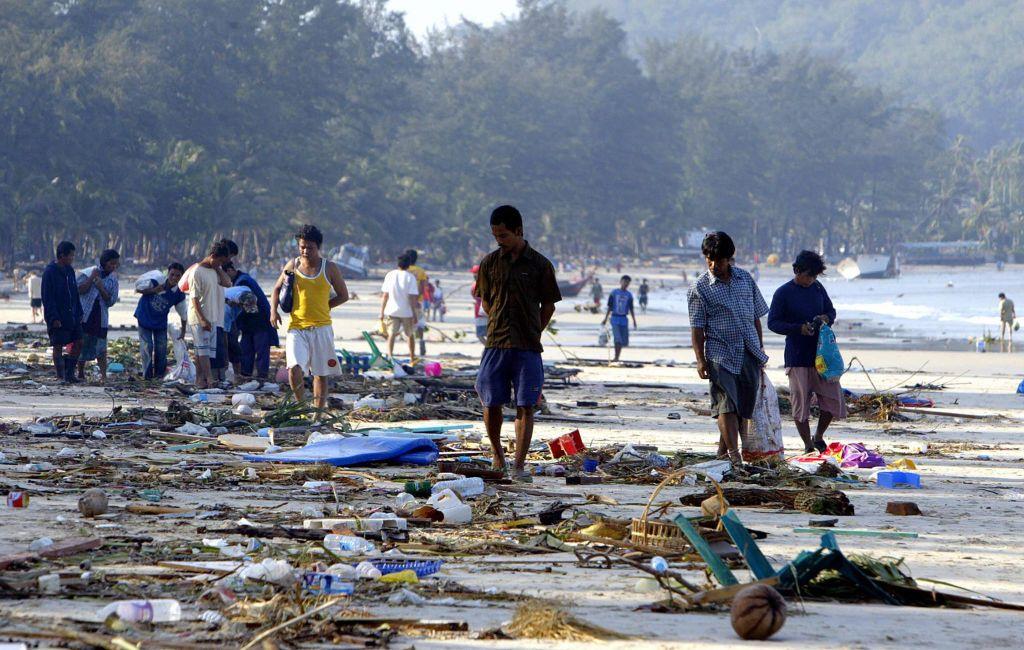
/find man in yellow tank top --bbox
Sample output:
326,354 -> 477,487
270,225 -> 350,409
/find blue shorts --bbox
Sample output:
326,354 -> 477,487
475,348 -> 544,408
612,322 -> 629,346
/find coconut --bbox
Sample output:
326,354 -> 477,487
77,488 -> 109,518
730,584 -> 787,640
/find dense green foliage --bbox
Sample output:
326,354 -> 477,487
1,0 -> 1022,268
567,0 -> 1024,149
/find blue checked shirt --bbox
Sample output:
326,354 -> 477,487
687,266 -> 769,374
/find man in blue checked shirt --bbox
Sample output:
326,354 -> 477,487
687,231 -> 769,466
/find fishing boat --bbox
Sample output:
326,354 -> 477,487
836,254 -> 899,280
558,275 -> 592,297
331,244 -> 370,279
897,241 -> 986,266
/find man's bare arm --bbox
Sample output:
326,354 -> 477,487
192,296 -> 211,330
269,261 -> 291,329
754,318 -> 763,347
326,262 -> 350,309
691,327 -> 708,378
215,265 -> 232,288
540,303 -> 556,330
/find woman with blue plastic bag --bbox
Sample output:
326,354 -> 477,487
768,251 -> 847,453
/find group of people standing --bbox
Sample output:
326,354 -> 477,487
37,226 -> 352,412
35,213 -> 851,477
39,242 -> 121,384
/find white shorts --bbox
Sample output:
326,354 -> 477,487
190,325 -> 217,358
287,325 -> 341,377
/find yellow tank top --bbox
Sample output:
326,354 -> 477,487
289,258 -> 333,330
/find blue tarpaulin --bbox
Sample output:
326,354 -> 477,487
244,436 -> 438,466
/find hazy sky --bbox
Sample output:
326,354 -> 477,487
388,0 -> 520,37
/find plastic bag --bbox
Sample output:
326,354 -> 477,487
135,269 -> 166,292
165,323 -> 196,384
815,324 -> 845,381
598,326 -> 609,347
744,371 -> 784,461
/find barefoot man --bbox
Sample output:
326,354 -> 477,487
271,224 -> 349,409
474,205 -> 561,481
688,231 -> 768,466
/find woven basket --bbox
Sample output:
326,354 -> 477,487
630,468 -> 728,553
629,517 -> 691,552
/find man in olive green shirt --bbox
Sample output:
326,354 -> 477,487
999,292 -> 1016,352
474,205 -> 561,481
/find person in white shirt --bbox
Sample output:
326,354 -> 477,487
379,254 -> 421,360
27,272 -> 42,323
431,280 -> 446,322
184,241 -> 231,388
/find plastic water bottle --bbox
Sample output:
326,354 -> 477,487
354,561 -> 382,579
650,556 -> 669,573
431,477 -> 484,498
395,492 -> 418,510
323,534 -> 376,555
97,599 -> 182,623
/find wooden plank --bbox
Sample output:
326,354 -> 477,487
219,434 -> 271,452
899,407 -> 991,419
37,536 -> 103,559
793,527 -> 918,539
689,577 -> 781,605
126,504 -> 195,515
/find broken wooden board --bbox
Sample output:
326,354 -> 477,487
126,504 -> 195,515
218,434 -> 271,452
0,537 -> 103,569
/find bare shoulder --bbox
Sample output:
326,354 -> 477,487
325,260 -> 345,280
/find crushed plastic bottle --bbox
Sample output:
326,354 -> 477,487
29,537 -> 54,552
395,492 -> 418,510
430,477 -> 484,498
231,393 -> 256,407
199,609 -> 227,624
302,572 -> 355,595
237,558 -> 296,586
354,561 -> 382,579
323,534 -> 376,556
97,599 -> 182,623
387,588 -> 427,605
38,573 -> 60,594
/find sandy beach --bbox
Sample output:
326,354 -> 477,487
1,262 -> 1023,648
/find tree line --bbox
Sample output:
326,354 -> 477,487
1,0 -> 1021,270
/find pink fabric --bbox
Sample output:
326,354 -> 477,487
786,366 -> 848,422
790,441 -> 886,469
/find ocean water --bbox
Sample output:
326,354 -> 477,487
649,265 -> 1023,341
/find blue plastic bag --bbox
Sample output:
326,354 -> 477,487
1016,378 -> 1024,395
815,324 -> 845,381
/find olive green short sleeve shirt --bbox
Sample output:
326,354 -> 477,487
475,242 -> 561,352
